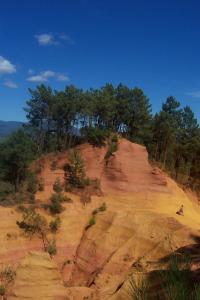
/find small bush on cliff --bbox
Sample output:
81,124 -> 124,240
49,216 -> 61,233
27,172 -> 38,194
16,208 -> 48,249
92,202 -> 107,215
0,285 -> 5,296
104,136 -> 118,162
85,216 -> 96,230
64,150 -> 90,188
53,178 -> 63,193
48,193 -> 71,214
47,239 -> 57,258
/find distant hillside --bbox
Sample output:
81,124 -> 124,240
0,120 -> 23,140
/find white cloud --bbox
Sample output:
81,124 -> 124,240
27,70 -> 69,83
59,34 -> 75,45
187,90 -> 200,99
0,56 -> 16,74
35,33 -> 74,46
4,80 -> 18,89
56,73 -> 69,82
35,33 -> 57,46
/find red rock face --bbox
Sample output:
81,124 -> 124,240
1,139 -> 200,299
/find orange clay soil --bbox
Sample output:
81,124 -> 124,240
0,138 -> 199,300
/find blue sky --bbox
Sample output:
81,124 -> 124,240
1,0 -> 200,121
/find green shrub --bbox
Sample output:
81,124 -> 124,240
98,202 -> 106,212
104,141 -> 118,161
160,254 -> 191,300
111,133 -> 118,143
47,239 -> 57,257
64,150 -> 89,188
81,127 -> 110,147
27,172 -> 38,194
127,275 -> 149,300
0,285 -> 5,296
49,217 -> 61,233
49,193 -> 71,214
53,178 -> 63,193
0,181 -> 15,197
16,208 -> 48,247
49,196 -> 63,214
86,216 -> 96,230
92,202 -> 106,215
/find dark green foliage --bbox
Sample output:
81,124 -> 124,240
16,207 -> 48,239
86,216 -> 96,230
104,140 -> 118,161
48,193 -> 71,214
49,194 -> 63,214
0,285 -> 5,296
0,129 -> 35,191
47,239 -> 57,257
128,276 -> 149,300
160,255 -> 192,300
81,126 -> 110,147
49,216 -> 61,233
64,150 -> 89,188
0,181 -> 15,202
92,202 -> 107,215
150,96 -> 200,189
27,172 -> 38,194
53,178 -> 63,193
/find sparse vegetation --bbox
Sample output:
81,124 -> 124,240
53,177 -> 63,193
104,135 -> 119,162
0,265 -> 16,298
128,275 -> 149,300
64,150 -> 90,189
85,216 -> 96,230
48,192 -> 72,214
16,207 -> 48,249
92,202 -> 107,215
47,238 -> 57,257
49,216 -> 61,233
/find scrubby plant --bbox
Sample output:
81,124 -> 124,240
160,254 -> 192,300
85,216 -> 96,230
92,202 -> 107,215
0,285 -> 5,296
128,275 -> 149,300
49,216 -> 61,233
53,178 -> 63,193
16,207 -> 48,249
81,126 -> 110,147
49,195 -> 63,214
47,239 -> 57,258
0,265 -> 16,298
48,192 -> 72,214
104,139 -> 118,162
64,150 -> 90,188
27,172 -> 38,194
